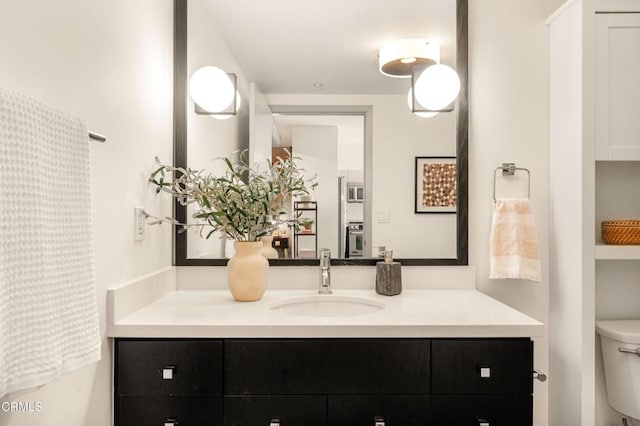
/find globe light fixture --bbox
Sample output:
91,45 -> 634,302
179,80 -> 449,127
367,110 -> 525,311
406,89 -> 438,118
188,66 -> 237,115
413,64 -> 460,111
210,91 -> 241,120
378,39 -> 460,114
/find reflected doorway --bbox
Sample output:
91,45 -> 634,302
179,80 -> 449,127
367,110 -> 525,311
250,103 -> 372,260
272,114 -> 365,259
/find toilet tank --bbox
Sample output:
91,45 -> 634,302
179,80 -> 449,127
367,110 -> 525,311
596,320 -> 640,421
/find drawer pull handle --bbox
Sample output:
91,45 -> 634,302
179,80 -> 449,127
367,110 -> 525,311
164,418 -> 178,426
270,418 -> 280,426
533,369 -> 547,382
619,347 -> 640,357
162,365 -> 176,380
479,366 -> 491,378
374,415 -> 385,426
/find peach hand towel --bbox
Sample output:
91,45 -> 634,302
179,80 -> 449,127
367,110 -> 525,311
489,198 -> 541,282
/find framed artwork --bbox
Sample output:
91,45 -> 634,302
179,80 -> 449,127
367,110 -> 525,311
415,156 -> 457,214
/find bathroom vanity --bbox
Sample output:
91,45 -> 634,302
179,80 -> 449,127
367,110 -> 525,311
115,337 -> 532,426
108,288 -> 542,426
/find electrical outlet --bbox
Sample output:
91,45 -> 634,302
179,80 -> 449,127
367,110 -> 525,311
134,207 -> 146,242
377,210 -> 391,223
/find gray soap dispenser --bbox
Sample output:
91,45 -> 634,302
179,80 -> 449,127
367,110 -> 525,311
375,250 -> 402,296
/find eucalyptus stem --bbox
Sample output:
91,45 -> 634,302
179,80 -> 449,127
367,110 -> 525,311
149,149 -> 316,242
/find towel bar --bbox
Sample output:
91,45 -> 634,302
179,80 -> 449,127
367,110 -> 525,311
88,131 -> 106,142
493,162 -> 530,202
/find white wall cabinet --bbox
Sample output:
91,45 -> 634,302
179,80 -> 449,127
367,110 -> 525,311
596,13 -> 640,160
549,1 -> 640,426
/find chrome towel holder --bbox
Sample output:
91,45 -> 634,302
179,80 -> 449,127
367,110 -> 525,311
88,131 -> 106,142
493,162 -> 531,202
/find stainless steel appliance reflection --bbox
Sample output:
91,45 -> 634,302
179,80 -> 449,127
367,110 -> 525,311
347,221 -> 364,257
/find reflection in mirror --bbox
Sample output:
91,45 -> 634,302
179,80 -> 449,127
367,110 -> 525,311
269,111 -> 367,260
174,0 -> 468,266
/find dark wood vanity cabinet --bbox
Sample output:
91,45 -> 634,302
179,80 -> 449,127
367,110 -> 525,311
224,339 -> 430,395
115,340 -> 223,426
430,339 -> 533,426
114,338 -> 533,426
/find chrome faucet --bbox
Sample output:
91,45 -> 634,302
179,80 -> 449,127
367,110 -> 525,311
318,248 -> 332,294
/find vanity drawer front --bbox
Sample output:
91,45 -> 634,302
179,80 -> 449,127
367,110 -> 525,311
224,396 -> 327,426
431,338 -> 532,395
328,395 -> 429,426
116,339 -> 223,396
116,395 -> 222,426
430,395 -> 532,426
224,339 -> 430,395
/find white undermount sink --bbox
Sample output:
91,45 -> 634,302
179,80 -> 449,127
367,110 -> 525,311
270,296 -> 385,317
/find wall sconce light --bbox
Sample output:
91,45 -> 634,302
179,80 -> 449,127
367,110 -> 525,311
379,39 -> 460,117
406,89 -> 438,118
188,66 -> 239,119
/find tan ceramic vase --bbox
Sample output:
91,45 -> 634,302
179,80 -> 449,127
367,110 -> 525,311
227,241 -> 268,302
260,236 -> 279,259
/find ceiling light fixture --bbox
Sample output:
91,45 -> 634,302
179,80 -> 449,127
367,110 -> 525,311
379,39 -> 440,77
378,39 -> 460,117
189,66 -> 239,117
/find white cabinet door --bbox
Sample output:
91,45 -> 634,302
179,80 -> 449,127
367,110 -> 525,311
596,13 -> 640,160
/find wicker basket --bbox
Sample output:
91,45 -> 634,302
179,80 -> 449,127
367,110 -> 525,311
601,220 -> 640,245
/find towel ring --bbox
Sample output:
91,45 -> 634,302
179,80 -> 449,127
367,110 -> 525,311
493,163 -> 530,202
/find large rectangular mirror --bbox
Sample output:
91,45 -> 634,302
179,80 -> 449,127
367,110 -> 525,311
173,0 -> 468,266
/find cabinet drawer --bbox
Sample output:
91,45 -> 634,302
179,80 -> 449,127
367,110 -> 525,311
116,395 -> 222,426
224,339 -> 430,395
224,396 -> 326,426
431,339 -> 532,395
430,395 -> 532,426
116,339 -> 223,396
328,395 -> 429,426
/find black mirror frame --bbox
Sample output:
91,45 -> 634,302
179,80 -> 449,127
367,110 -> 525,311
172,0 -> 468,266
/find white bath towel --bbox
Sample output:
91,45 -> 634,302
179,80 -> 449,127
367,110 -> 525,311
0,88 -> 101,397
489,198 -> 541,282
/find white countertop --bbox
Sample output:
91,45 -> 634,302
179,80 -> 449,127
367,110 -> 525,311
107,289 -> 543,338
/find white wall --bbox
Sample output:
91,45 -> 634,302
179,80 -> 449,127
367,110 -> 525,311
249,82 -> 274,166
0,0 -> 173,425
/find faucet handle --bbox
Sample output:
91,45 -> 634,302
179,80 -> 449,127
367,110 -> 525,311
320,248 -> 331,262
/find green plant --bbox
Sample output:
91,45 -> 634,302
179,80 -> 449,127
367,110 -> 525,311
298,218 -> 314,227
149,150 -> 316,241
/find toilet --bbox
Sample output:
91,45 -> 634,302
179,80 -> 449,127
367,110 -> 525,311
597,320 -> 640,424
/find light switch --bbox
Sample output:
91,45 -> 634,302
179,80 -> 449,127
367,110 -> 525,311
134,207 -> 146,242
480,367 -> 491,378
377,210 -> 391,223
